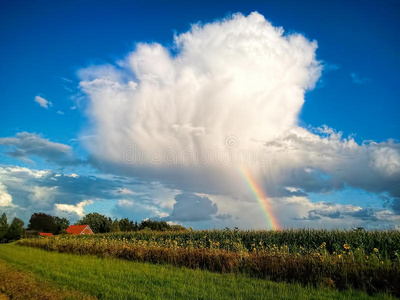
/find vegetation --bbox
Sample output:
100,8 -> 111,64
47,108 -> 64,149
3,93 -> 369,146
0,213 -> 9,242
0,258 -> 95,299
0,243 -> 393,300
76,213 -> 181,233
54,216 -> 70,232
76,213 -> 113,233
28,212 -> 60,234
0,211 -> 185,244
18,229 -> 400,296
67,228 -> 400,260
3,217 -> 24,242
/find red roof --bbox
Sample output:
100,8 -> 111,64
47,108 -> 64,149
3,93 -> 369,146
39,232 -> 53,237
66,225 -> 90,235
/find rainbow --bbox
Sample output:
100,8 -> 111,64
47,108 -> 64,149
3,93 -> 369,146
239,166 -> 280,230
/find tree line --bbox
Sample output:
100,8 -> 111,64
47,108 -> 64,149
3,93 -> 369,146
0,211 -> 186,243
76,212 -> 186,233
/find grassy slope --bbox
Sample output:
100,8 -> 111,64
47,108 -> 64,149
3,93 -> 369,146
0,259 -> 95,300
0,243 -> 394,300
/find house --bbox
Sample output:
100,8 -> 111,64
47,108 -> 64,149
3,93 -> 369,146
66,225 -> 94,235
39,232 -> 53,237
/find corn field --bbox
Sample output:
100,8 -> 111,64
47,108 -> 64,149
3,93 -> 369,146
17,229 -> 400,296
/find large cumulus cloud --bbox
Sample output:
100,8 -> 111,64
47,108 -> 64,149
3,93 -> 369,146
79,12 -> 322,193
78,12 -> 399,200
68,12 -> 400,229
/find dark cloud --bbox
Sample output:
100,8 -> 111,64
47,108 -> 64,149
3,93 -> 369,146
166,193 -> 218,222
382,196 -> 400,215
391,198 -> 400,215
215,213 -> 232,220
0,132 -> 84,166
347,208 -> 376,221
296,207 -> 384,223
309,209 -> 342,219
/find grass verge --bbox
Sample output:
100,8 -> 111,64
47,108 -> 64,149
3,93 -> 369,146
0,258 -> 95,300
0,243 -> 395,300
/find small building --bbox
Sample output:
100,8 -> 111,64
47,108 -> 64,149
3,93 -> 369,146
66,225 -> 94,235
39,232 -> 53,237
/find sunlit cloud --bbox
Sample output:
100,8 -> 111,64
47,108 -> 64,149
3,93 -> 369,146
75,12 -> 400,228
34,95 -> 52,109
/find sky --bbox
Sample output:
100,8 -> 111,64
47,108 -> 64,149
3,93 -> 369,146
0,0 -> 399,229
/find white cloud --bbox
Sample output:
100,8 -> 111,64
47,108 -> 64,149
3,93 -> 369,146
76,11 -> 400,228
115,199 -> 168,220
79,12 -> 322,190
0,182 -> 13,207
29,186 -> 57,209
34,95 -> 52,109
57,110 -> 64,115
114,188 -> 138,195
80,13 -> 400,202
0,166 -> 51,179
55,200 -> 93,217
65,173 -> 79,178
264,127 -> 400,197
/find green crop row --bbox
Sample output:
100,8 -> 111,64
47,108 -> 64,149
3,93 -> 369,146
67,228 -> 400,260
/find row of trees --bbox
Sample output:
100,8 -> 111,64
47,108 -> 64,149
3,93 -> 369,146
0,213 -> 24,242
0,212 -> 69,242
0,211 -> 187,242
76,213 -> 186,233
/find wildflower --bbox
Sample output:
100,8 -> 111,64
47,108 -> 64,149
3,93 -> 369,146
343,243 -> 350,250
374,248 -> 379,253
338,254 -> 341,259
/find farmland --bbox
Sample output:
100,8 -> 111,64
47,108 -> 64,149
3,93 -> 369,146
14,229 -> 400,298
0,242 -> 395,300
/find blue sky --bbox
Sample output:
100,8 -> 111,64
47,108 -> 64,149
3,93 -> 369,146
0,1 -> 399,229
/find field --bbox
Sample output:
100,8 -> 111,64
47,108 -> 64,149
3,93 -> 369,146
9,229 -> 399,298
0,243 -> 396,300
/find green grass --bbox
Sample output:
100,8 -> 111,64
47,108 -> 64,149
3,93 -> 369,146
0,259 -> 95,300
0,243 -> 394,300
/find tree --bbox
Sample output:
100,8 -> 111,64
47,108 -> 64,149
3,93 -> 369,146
111,219 -> 120,232
5,217 -> 24,241
119,218 -> 138,231
27,213 -> 58,234
0,213 -> 9,242
170,224 -> 187,231
54,216 -> 70,232
139,219 -> 171,231
76,213 -> 112,233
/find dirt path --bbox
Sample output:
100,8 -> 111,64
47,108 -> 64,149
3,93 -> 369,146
0,293 -> 9,300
